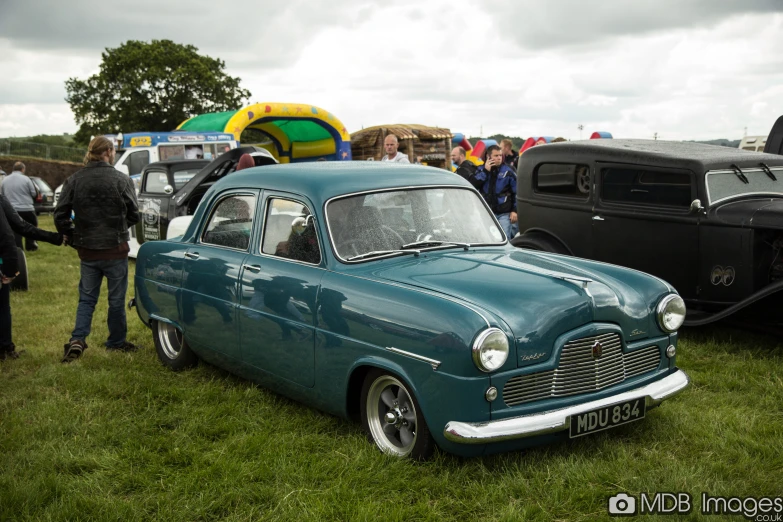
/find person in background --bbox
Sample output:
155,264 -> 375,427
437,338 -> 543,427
471,145 -> 518,239
235,154 -> 255,171
451,146 -> 479,186
54,136 -> 140,363
381,135 -> 410,163
0,162 -> 39,251
500,139 -> 519,170
0,205 -> 20,361
0,193 -> 62,361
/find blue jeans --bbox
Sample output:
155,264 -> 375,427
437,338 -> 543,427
497,213 -> 519,240
71,258 -> 129,347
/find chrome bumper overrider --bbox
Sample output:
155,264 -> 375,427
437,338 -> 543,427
444,369 -> 689,444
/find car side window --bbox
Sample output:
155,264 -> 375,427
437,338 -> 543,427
601,168 -> 692,208
143,170 -> 170,193
201,194 -> 256,250
261,198 -> 321,265
124,150 -> 150,175
535,163 -> 591,197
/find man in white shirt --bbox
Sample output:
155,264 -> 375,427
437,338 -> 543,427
380,135 -> 410,163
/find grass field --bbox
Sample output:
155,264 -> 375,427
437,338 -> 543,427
1,217 -> 781,521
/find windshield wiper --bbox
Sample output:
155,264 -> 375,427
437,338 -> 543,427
347,249 -> 420,261
760,163 -> 778,181
730,164 -> 750,184
401,240 -> 471,251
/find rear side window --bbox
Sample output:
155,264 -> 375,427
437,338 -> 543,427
534,163 -> 591,197
601,168 -> 692,208
201,194 -> 256,250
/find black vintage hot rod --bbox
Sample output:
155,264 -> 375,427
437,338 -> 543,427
512,138 -> 783,327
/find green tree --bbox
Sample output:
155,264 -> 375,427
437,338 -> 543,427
66,40 -> 251,145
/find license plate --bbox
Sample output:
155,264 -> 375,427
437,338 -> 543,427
569,398 -> 645,438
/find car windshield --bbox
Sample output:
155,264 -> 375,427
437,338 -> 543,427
706,167 -> 783,204
32,178 -> 52,192
327,187 -> 505,261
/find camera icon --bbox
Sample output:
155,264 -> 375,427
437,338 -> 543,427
608,493 -> 637,515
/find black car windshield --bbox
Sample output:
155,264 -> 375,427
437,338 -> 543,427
327,187 -> 505,261
172,168 -> 200,190
32,178 -> 52,192
706,167 -> 783,204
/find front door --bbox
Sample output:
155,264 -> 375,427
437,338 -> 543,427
137,168 -> 174,243
180,191 -> 259,361
238,196 -> 323,388
592,164 -> 700,298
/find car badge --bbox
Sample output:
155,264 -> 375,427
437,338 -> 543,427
592,341 -> 603,359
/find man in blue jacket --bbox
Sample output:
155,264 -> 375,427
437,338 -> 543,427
471,145 -> 518,239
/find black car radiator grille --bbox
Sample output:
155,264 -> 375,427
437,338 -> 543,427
503,333 -> 661,407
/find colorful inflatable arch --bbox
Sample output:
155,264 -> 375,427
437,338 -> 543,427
590,131 -> 613,139
177,103 -> 352,163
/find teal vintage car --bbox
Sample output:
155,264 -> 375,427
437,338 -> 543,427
133,162 -> 690,459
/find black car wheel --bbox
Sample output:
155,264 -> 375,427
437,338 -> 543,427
152,320 -> 198,371
10,248 -> 28,291
360,369 -> 435,460
510,234 -> 568,255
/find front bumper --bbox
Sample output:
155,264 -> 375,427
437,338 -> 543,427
443,369 -> 689,444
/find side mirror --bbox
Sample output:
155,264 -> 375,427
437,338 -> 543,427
163,185 -> 174,195
689,199 -> 705,214
167,216 -> 194,240
292,215 -> 314,235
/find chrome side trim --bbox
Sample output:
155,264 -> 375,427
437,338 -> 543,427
443,369 -> 689,444
386,347 -> 441,370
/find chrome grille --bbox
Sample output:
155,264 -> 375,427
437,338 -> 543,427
503,333 -> 662,407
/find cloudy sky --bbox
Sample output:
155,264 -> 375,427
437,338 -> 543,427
1,0 -> 782,141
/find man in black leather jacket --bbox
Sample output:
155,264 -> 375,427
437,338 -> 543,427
0,205 -> 20,361
54,136 -> 140,362
0,193 -> 63,360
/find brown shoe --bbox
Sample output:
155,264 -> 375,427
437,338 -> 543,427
62,339 -> 87,363
0,344 -> 21,361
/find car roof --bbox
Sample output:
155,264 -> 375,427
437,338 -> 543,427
217,162 -> 470,205
519,139 -> 783,173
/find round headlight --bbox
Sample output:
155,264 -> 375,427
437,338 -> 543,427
472,328 -> 509,372
657,294 -> 686,333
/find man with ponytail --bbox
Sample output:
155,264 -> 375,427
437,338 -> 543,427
54,136 -> 140,362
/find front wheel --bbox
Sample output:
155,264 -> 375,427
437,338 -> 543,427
360,369 -> 435,460
152,320 -> 198,371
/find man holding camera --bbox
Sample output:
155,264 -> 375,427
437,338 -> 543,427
471,145 -> 518,239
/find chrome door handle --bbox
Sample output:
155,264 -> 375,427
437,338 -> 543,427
184,252 -> 200,259
592,216 -> 605,221
243,264 -> 261,273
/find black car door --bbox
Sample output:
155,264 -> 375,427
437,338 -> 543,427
137,167 -> 173,243
592,164 -> 700,299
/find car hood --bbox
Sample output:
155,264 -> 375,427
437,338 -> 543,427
711,197 -> 783,230
360,248 -> 670,367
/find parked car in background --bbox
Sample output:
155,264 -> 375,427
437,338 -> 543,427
513,139 -> 783,328
31,177 -> 54,214
134,146 -> 276,245
133,162 -> 689,459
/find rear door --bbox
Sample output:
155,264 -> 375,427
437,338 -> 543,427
593,164 -> 700,298
137,167 -> 173,243
180,190 -> 259,362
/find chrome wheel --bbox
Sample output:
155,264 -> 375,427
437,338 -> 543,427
365,374 -> 419,457
157,321 -> 183,360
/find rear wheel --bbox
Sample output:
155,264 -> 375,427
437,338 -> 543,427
10,248 -> 28,291
510,234 -> 568,255
360,369 -> 435,460
152,320 -> 198,371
